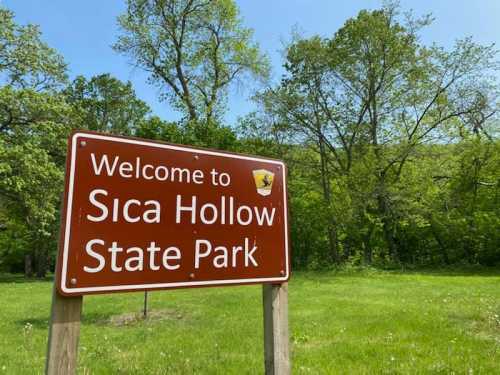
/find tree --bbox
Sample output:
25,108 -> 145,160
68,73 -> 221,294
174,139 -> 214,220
253,3 -> 499,265
0,6 -> 70,276
326,4 -> 497,263
114,0 -> 269,132
65,74 -> 151,135
253,34 -> 361,263
135,115 -> 184,141
0,8 -> 66,91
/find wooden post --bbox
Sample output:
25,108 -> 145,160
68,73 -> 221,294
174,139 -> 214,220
263,282 -> 290,375
143,291 -> 148,318
45,285 -> 83,375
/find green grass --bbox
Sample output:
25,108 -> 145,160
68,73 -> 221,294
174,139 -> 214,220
0,270 -> 499,374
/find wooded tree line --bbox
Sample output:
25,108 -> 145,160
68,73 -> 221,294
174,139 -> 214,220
0,1 -> 498,277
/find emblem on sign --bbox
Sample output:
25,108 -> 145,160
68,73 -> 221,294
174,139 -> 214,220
253,169 -> 274,196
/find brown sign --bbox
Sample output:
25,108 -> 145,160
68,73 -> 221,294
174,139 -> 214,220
56,131 -> 290,295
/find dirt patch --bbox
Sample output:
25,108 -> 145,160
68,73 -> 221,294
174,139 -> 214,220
108,309 -> 186,326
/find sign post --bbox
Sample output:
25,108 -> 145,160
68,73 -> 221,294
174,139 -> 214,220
46,131 -> 291,374
263,283 -> 290,375
45,285 -> 82,374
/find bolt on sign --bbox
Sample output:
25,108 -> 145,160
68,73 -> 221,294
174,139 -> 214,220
56,131 -> 290,295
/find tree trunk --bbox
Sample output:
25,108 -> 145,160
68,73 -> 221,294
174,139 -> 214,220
377,190 -> 399,264
363,244 -> 372,265
24,253 -> 33,278
36,247 -> 48,278
362,223 -> 375,265
318,134 -> 339,264
327,222 -> 339,264
429,221 -> 449,264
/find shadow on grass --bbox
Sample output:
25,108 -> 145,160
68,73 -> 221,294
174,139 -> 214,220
390,266 -> 500,277
292,266 -> 500,279
16,308 -> 185,330
0,273 -> 54,283
16,312 -> 124,330
3,267 -> 498,285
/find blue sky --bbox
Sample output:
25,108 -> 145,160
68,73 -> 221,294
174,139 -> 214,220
3,0 -> 500,125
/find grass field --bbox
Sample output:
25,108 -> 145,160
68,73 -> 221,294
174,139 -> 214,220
0,269 -> 499,374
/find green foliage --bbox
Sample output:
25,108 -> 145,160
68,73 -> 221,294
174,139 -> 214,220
0,8 -> 67,90
65,74 -> 151,135
135,115 -> 184,142
0,6 -> 71,274
246,2 -> 500,268
0,215 -> 30,270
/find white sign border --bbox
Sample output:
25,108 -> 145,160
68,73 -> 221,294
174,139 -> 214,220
60,132 -> 290,294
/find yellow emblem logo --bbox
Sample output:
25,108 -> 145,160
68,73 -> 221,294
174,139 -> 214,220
252,169 -> 274,196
